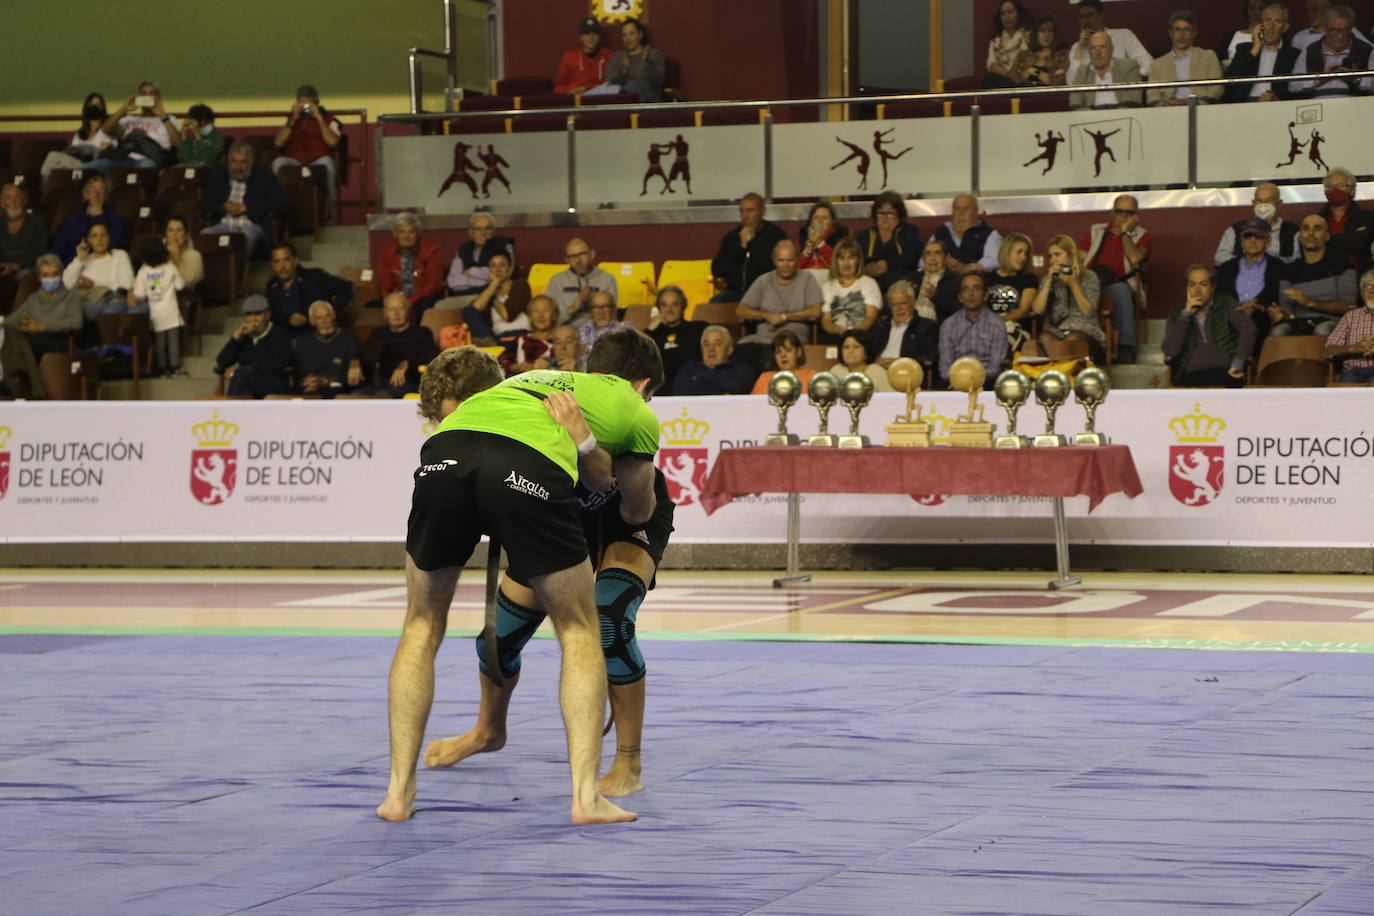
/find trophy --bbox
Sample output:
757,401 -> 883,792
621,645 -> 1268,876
884,357 -> 931,447
1073,367 -> 1111,446
765,371 -> 802,445
993,370 -> 1032,448
806,371 -> 839,447
836,372 -> 875,448
1032,369 -> 1070,447
947,357 -> 996,448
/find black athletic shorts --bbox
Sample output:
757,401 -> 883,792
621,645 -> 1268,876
405,430 -> 588,582
581,468 -> 675,578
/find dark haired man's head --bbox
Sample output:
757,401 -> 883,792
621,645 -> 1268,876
587,327 -> 665,398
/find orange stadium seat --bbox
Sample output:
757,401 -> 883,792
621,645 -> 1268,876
525,263 -> 563,297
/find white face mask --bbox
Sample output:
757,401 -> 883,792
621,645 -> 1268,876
1254,203 -> 1277,222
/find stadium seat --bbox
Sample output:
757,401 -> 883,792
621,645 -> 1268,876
699,107 -> 767,127
193,232 -> 247,305
878,100 -> 947,119
659,259 -> 714,314
525,263 -> 563,297
496,76 -> 553,96
517,93 -> 575,110
448,115 -> 510,134
242,135 -> 279,170
687,300 -> 743,339
96,312 -> 152,399
276,163 -> 328,234
623,304 -> 652,330
420,308 -> 464,347
510,113 -> 569,133
804,343 -> 837,369
338,266 -> 381,317
599,261 -> 656,306
105,167 -> 158,197
158,165 -> 208,196
39,185 -> 83,235
1254,335 -> 1332,387
635,108 -> 696,129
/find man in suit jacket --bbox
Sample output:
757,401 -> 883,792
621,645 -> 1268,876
201,142 -> 283,259
1069,32 -> 1144,109
1224,3 -> 1302,101
1147,11 -> 1224,106
867,280 -> 938,370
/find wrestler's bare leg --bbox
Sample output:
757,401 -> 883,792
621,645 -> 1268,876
597,541 -> 655,797
530,558 -> 636,824
377,555 -> 459,821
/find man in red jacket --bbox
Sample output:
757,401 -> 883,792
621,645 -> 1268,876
376,212 -> 446,320
554,18 -> 612,95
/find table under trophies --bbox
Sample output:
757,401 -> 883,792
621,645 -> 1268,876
884,357 -> 932,447
947,357 -> 996,448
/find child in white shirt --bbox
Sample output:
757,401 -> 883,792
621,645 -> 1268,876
131,237 -> 186,377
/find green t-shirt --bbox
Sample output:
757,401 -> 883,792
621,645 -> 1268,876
437,370 -> 660,482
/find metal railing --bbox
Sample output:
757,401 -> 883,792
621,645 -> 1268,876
408,0 -> 461,114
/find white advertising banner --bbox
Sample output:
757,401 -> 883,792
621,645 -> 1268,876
383,134 -> 569,214
1,391 -> 1371,547
1196,95 -> 1374,185
979,107 -> 1189,195
771,118 -> 971,200
576,125 -> 763,209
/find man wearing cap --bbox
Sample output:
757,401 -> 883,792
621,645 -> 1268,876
555,18 -> 612,95
214,294 -> 293,398
1215,218 -> 1285,356
272,84 -> 343,217
1213,183 -> 1299,265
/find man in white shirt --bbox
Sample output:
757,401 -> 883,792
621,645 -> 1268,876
1065,0 -> 1153,85
99,81 -> 182,170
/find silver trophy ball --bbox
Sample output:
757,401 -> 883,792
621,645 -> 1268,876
839,371 -> 875,442
807,371 -> 840,444
1032,369 -> 1071,446
766,370 -> 802,444
994,369 -> 1032,445
1073,367 -> 1111,445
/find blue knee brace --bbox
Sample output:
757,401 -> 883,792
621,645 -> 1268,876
475,591 -> 546,680
597,568 -> 647,685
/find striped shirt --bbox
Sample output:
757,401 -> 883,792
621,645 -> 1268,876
938,305 -> 1008,381
1326,306 -> 1374,369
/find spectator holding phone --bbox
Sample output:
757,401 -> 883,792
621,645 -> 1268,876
97,81 -> 181,170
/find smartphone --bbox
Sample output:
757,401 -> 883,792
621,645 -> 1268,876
135,95 -> 156,108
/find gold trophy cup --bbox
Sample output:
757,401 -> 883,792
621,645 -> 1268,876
1032,369 -> 1070,447
837,371 -> 875,448
1072,367 -> 1111,446
765,370 -> 802,445
993,369 -> 1033,448
884,357 -> 931,447
806,371 -> 840,447
948,357 -> 996,447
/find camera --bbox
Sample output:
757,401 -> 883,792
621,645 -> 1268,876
300,103 -> 313,115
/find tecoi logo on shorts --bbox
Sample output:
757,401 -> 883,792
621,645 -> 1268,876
505,470 -> 550,500
418,459 -> 458,477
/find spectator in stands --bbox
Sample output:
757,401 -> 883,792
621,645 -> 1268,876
1293,4 -> 1372,97
1292,0 -> 1368,51
272,84 -> 343,217
1082,194 -> 1149,363
985,232 -> 1037,353
548,237 -> 616,326
1013,15 -> 1070,86
674,325 -> 756,395
1162,265 -> 1252,387
51,174 -> 129,264
1033,233 -> 1105,364
856,191 -> 922,293
1214,183 -> 1298,265
1274,213 -> 1356,336
164,217 -> 204,290
501,294 -> 558,375
819,237 -> 880,341
1218,0 -> 1268,66
129,237 -> 185,378
201,142 -> 283,259
214,294 -> 293,398
738,240 -> 823,347
1317,167 -> 1374,273
914,238 -> 961,323
711,192 -> 787,302
358,293 -> 439,397
934,194 -> 1003,275
179,104 -> 227,167
591,17 -> 666,103
869,280 -> 939,370
750,329 -> 814,395
536,324 -> 585,372
0,183 -> 46,293
96,81 -> 181,170
62,222 -> 134,321
1216,217 -> 1284,353
1323,269 -> 1374,382
51,95 -> 114,172
830,330 -> 893,392
1070,31 -> 1146,109
985,1 -> 1031,89
294,300 -> 361,395
647,285 -> 705,394
555,17 -> 613,95
797,200 -> 848,269
377,212 -> 445,319
265,242 -> 353,335
445,213 -> 514,302
1148,11 -> 1224,106
939,273 -> 1006,388
462,250 -> 530,345
1225,4 -> 1302,101
579,289 -> 634,351
1066,0 -> 1153,84
4,254 -> 82,361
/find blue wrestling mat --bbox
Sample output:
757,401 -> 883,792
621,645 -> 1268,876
3,635 -> 1373,915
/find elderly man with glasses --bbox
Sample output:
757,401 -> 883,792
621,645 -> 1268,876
1323,271 -> 1374,382
1316,167 -> 1374,273
445,213 -> 516,304
548,237 -> 618,327
1080,193 -> 1151,363
1292,3 -> 1373,97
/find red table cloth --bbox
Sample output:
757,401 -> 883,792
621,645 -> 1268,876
699,444 -> 1144,515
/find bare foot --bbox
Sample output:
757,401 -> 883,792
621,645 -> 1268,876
424,728 -> 505,768
375,785 -> 416,822
571,794 -> 637,825
597,757 -> 643,797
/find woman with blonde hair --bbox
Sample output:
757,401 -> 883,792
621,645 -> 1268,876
986,231 -> 1037,350
1031,233 -> 1104,362
820,236 -> 881,341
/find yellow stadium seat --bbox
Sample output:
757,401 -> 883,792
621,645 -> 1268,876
658,259 -> 715,318
525,263 -> 563,297
599,261 -> 656,307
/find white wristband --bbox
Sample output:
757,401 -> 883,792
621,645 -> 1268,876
576,433 -> 598,457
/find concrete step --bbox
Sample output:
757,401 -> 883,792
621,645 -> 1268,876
102,375 -> 215,401
1109,362 -> 1170,390
315,225 -> 368,246
307,242 -> 369,276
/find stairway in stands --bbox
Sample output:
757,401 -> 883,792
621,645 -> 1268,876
100,226 -> 370,400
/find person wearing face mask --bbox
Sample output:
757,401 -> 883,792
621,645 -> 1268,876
1316,167 -> 1374,273
1214,183 -> 1299,265
178,104 -> 227,166
5,254 -> 83,360
1322,269 -> 1374,382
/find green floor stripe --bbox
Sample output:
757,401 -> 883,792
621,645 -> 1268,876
3,625 -> 1372,653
